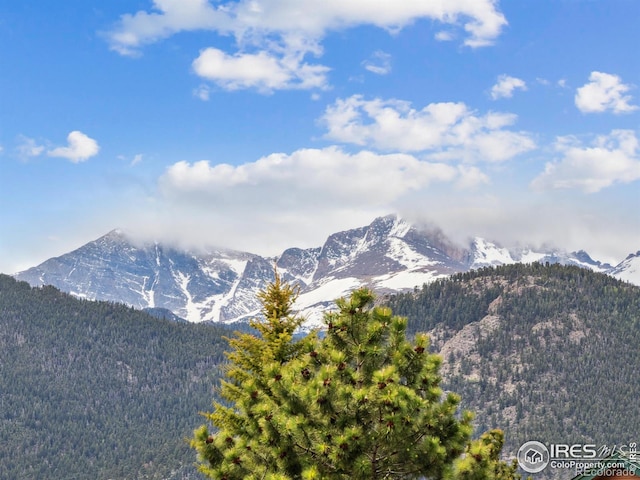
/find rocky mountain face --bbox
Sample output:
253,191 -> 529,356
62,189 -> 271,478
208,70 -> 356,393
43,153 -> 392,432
14,215 -> 639,326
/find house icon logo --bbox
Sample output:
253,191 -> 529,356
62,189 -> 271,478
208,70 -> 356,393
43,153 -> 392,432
526,449 -> 543,463
518,441 -> 550,473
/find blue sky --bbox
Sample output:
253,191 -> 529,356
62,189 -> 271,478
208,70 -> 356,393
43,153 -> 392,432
1,0 -> 639,274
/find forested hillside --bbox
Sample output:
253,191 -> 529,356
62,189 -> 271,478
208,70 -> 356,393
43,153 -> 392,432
0,275 -> 231,479
3,264 -> 639,478
386,263 -> 640,454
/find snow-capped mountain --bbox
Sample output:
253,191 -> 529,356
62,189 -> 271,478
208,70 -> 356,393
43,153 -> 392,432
13,215 -> 639,327
468,237 -> 612,272
607,251 -> 640,285
14,216 -> 466,327
15,228 -> 272,323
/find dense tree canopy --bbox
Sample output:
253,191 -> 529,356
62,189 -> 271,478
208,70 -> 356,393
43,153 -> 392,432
192,273 -> 520,479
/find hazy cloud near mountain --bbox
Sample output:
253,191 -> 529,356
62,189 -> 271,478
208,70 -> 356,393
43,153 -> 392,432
531,129 -> 640,193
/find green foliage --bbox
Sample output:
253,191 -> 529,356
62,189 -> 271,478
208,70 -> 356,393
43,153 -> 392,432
451,430 -> 520,480
0,274 -> 232,479
386,263 -> 640,455
192,276 -> 520,479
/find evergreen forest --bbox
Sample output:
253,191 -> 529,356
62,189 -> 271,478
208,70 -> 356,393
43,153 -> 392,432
386,263 -> 640,455
0,275 -> 230,479
1,263 -> 640,478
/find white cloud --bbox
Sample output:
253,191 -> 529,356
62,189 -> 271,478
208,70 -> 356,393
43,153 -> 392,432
575,71 -> 638,114
47,131 -> 100,163
106,1 -> 507,91
397,191 -> 640,268
16,136 -> 45,159
159,146 -> 469,208
193,84 -> 211,101
107,0 -> 507,53
192,48 -> 329,92
105,0 -> 226,56
150,145 -> 504,254
490,74 -> 527,100
362,51 -> 391,75
321,95 -> 535,162
531,129 -> 640,193
131,154 -> 143,166
454,165 -> 490,189
434,31 -> 455,42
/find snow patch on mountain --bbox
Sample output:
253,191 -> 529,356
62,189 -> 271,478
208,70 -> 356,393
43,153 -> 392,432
373,269 -> 445,291
469,238 -> 514,268
609,251 -> 640,285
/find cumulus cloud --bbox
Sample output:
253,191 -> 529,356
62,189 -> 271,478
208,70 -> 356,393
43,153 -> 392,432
531,129 -> 640,193
192,48 -> 329,92
105,0 -> 225,56
106,0 -> 507,92
490,74 -> 527,99
107,0 -> 507,53
158,146 -> 480,210
362,51 -> 392,75
321,95 -> 535,162
575,72 -> 638,114
48,131 -> 100,163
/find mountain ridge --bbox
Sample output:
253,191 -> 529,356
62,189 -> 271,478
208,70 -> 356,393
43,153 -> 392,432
14,214 -> 640,326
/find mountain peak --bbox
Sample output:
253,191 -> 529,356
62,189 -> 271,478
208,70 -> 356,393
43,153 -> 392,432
99,228 -> 130,243
12,215 -> 640,326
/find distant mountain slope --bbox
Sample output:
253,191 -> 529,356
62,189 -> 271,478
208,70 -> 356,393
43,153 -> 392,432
385,263 -> 640,457
0,274 -> 231,480
14,215 -> 639,326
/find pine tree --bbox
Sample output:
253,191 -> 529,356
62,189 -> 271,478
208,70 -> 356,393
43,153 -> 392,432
191,276 -> 520,479
191,270 -> 313,479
